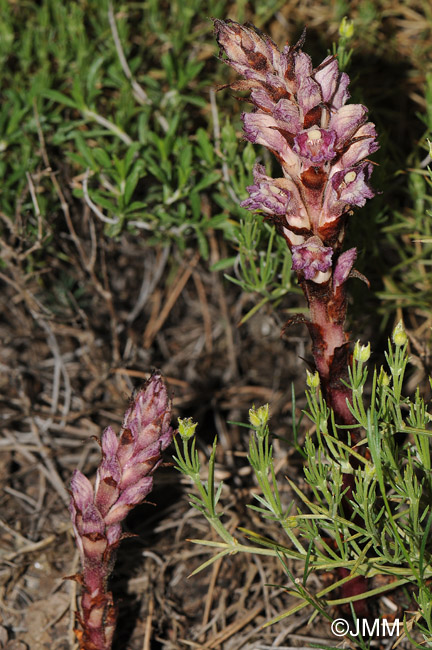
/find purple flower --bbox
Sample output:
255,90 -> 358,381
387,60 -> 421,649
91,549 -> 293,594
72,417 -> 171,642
291,236 -> 333,283
214,19 -> 379,240
314,56 -> 350,108
214,19 -> 281,84
333,247 -> 357,290
242,112 -> 299,171
293,128 -> 337,164
241,164 -> 291,215
324,163 -> 375,223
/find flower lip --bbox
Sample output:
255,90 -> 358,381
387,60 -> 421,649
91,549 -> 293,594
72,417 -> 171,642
241,163 -> 291,216
293,128 -> 337,163
291,235 -> 333,282
331,162 -> 374,207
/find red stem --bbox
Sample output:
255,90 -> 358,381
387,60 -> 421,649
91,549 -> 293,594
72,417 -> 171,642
300,276 -> 368,616
75,549 -> 117,650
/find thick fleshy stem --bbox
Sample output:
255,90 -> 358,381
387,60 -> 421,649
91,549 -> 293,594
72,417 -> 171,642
214,18 -> 378,617
68,374 -> 173,650
301,275 -> 369,616
301,273 -> 356,428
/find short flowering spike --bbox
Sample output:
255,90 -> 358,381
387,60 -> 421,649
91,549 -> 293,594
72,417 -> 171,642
69,373 -> 173,650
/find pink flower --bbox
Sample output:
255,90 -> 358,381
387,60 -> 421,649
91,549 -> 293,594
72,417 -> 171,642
241,164 -> 292,216
291,236 -> 333,283
215,19 -> 379,244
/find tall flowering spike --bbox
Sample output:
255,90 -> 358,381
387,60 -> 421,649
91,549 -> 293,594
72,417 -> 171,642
215,19 -> 379,419
215,18 -> 378,270
216,20 -> 378,618
69,373 -> 173,650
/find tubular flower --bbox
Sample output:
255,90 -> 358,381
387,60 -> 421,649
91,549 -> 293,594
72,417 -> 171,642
240,163 -> 292,216
291,236 -> 333,283
214,19 -> 378,283
69,373 -> 173,650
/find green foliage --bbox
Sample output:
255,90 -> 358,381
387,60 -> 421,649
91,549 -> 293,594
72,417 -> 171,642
174,328 -> 432,645
378,76 -> 432,325
3,4 -> 430,323
0,0 -> 232,255
0,0 -> 302,317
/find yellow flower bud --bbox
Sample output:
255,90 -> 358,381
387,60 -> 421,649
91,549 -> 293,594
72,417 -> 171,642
392,320 -> 408,347
339,16 -> 354,40
249,404 -> 270,428
306,369 -> 320,389
378,368 -> 390,387
178,417 -> 198,440
354,340 -> 371,363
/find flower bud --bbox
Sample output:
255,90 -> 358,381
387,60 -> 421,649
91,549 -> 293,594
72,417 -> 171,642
378,368 -> 390,387
306,370 -> 320,389
392,320 -> 408,347
249,403 -> 270,428
354,340 -> 371,363
339,16 -> 354,40
178,417 -> 198,440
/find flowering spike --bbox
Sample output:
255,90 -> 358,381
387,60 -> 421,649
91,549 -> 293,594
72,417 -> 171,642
215,18 -> 378,244
215,19 -> 378,619
215,19 -> 378,423
69,373 -> 173,650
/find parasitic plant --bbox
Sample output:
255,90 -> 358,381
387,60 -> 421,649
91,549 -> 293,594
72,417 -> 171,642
214,18 -> 379,616
214,19 -> 379,427
69,374 -> 173,650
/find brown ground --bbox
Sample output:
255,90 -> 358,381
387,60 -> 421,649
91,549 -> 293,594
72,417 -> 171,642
0,222 -> 421,650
